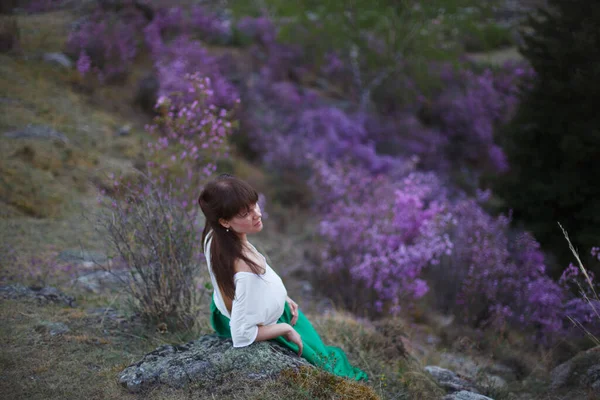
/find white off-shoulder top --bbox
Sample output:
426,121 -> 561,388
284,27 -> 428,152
203,233 -> 288,347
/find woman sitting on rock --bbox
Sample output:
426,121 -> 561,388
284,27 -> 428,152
198,174 -> 368,381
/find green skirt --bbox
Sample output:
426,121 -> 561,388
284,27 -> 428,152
210,298 -> 368,382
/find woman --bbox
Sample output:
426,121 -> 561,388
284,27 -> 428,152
198,174 -> 368,381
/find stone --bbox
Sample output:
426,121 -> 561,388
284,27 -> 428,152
585,364 -> 600,390
424,366 -> 479,393
86,307 -> 140,332
116,124 -> 131,136
483,363 -> 517,382
73,270 -> 133,293
4,124 -> 69,143
43,52 -> 73,69
442,390 -> 494,400
35,321 -> 70,336
439,353 -> 481,378
119,334 -> 312,393
426,334 -> 441,346
550,346 -> 600,394
480,374 -> 507,389
0,284 -> 76,307
550,359 -> 571,389
58,249 -> 108,265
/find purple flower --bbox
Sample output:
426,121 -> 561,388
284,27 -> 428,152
76,51 -> 91,76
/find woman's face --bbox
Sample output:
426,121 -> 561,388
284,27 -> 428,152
222,203 -> 263,234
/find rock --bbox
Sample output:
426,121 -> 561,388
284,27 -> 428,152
4,124 -> 69,143
0,283 -> 76,307
550,359 -> 571,389
42,52 -> 73,69
116,124 -> 131,136
483,363 -> 517,382
551,346 -> 600,394
35,321 -> 70,336
73,270 -> 133,293
424,366 -> 479,393
426,334 -> 441,346
87,307 -> 140,331
442,390 -> 494,400
58,249 -> 108,266
480,374 -> 507,389
439,353 -> 480,378
299,280 -> 313,294
119,334 -> 312,393
585,364 -> 600,391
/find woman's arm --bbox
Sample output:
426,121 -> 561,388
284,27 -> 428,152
255,323 -> 293,341
256,323 -> 303,356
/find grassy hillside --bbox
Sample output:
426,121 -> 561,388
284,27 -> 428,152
0,6 -> 592,400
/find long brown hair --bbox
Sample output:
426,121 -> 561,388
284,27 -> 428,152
198,174 -> 264,301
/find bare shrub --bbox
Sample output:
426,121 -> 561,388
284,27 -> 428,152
93,177 -> 208,332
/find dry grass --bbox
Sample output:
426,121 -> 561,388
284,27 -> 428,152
0,8 -> 152,263
310,309 -> 444,399
0,298 -> 140,400
250,366 -> 380,399
0,138 -> 97,217
0,297 -> 381,400
16,10 -> 72,54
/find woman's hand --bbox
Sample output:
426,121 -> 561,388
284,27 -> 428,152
284,325 -> 303,357
286,296 -> 299,326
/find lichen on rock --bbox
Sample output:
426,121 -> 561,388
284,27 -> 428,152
119,334 -> 312,393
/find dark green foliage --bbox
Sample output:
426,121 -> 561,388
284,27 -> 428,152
495,0 -> 600,276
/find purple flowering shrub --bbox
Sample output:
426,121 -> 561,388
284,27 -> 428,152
143,6 -> 185,46
142,5 -> 230,44
66,6 -> 147,82
431,202 -> 600,343
24,0 -> 65,13
240,76 -> 401,175
189,5 -> 231,43
68,3 -> 232,86
558,246 -> 600,338
417,61 -> 534,177
235,16 -> 306,82
144,72 -> 238,203
150,36 -> 239,110
311,158 -> 597,342
429,198 -> 563,338
236,16 -> 278,47
434,62 -> 533,172
310,160 -> 454,315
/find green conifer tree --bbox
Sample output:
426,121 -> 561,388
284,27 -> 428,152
495,0 -> 600,276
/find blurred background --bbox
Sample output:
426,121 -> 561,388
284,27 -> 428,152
1,1 -> 599,399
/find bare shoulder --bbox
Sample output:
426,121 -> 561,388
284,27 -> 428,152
234,258 -> 253,274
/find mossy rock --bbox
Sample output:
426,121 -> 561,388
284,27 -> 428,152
118,334 -> 313,393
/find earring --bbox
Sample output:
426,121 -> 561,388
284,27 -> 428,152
226,228 -> 229,232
